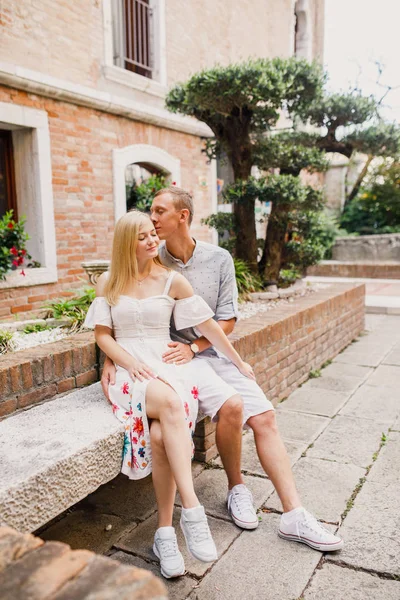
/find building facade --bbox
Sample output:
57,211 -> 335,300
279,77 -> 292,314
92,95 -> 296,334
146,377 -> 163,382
0,0 -> 325,319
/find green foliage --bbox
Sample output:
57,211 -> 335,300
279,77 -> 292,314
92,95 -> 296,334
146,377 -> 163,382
234,258 -> 262,297
0,211 -> 32,280
126,173 -> 167,212
23,323 -> 52,334
201,212 -> 236,253
307,91 -> 378,130
254,132 -> 329,175
344,122 -> 400,158
309,369 -> 321,379
44,287 -> 96,331
0,329 -> 14,354
278,268 -> 302,287
341,161 -> 400,234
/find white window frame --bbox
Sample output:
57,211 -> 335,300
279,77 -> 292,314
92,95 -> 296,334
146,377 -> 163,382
0,102 -> 57,290
102,0 -> 167,98
113,143 -> 180,222
293,0 -> 313,60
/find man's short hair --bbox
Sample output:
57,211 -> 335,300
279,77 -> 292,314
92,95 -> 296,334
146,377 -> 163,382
154,186 -> 194,225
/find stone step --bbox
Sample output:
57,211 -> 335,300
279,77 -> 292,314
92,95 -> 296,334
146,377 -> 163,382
0,383 -> 124,534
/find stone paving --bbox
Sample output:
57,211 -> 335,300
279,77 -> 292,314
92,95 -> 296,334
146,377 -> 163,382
40,314 -> 400,599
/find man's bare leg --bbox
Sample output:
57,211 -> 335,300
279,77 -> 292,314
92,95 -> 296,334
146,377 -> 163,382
215,394 -> 245,489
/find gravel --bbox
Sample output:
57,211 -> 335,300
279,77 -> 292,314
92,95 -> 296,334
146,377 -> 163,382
8,327 -> 67,352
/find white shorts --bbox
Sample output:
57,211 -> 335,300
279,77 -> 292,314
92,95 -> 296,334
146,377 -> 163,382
197,355 -> 274,428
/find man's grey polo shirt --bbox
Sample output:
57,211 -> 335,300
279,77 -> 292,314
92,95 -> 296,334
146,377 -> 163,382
158,240 -> 239,358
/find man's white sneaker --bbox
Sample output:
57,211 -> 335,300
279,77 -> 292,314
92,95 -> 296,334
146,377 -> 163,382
180,505 -> 218,562
227,484 -> 259,530
279,507 -> 344,552
153,527 -> 185,579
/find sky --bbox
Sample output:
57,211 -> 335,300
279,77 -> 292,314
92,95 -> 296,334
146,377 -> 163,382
324,0 -> 400,122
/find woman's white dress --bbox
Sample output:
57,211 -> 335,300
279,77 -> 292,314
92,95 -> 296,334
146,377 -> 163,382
84,271 -> 214,480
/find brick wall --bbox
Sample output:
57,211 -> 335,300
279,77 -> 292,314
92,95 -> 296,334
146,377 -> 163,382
1,283 -> 366,462
0,87 -> 214,321
308,261 -> 400,280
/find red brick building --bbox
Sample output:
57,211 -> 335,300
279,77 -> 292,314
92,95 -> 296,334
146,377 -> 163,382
0,0 -> 325,320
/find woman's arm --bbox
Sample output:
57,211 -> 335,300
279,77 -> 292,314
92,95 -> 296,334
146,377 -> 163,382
171,274 -> 254,380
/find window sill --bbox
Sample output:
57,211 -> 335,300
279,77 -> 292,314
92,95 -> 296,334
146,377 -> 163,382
103,65 -> 167,98
0,267 -> 58,290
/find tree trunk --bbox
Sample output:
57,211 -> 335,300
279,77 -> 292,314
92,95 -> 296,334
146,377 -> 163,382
344,155 -> 373,207
233,197 -> 258,272
259,202 -> 288,284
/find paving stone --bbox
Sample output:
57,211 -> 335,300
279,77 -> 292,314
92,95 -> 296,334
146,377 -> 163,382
368,432 -> 400,485
333,352 -> 386,367
111,551 -> 198,599
265,457 -> 365,523
365,364 -> 400,388
115,512 -> 241,578
78,472 -> 158,523
328,480 -> 400,575
275,409 -> 330,443
303,562 -> 400,600
307,374 -> 363,394
320,363 -> 372,380
307,416 -> 387,468
339,384 -> 400,425
40,510 -> 130,555
383,347 -> 400,366
175,468 -> 274,519
191,513 -> 321,600
280,388 -> 349,418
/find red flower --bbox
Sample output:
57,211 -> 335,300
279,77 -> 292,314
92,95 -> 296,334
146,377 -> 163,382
20,270 -> 26,276
133,417 -> 144,437
184,401 -> 190,417
111,402 -> 119,414
17,256 -> 24,266
21,249 -> 26,256
172,181 -> 176,185
131,435 -> 138,445
7,222 -> 14,229
188,421 -> 193,429
12,259 -> 18,266
10,247 -> 18,256
121,382 -> 130,394
191,386 -> 199,400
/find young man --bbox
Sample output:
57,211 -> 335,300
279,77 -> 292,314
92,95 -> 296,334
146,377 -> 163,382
102,186 -> 343,553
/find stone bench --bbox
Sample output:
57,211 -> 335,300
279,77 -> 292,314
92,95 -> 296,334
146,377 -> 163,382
0,384 -> 124,533
0,525 -> 167,599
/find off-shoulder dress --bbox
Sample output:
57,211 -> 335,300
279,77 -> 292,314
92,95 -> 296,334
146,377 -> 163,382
84,270 -> 215,480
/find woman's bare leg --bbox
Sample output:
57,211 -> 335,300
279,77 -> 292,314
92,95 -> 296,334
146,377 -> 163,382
150,419 -> 177,528
146,379 -> 198,509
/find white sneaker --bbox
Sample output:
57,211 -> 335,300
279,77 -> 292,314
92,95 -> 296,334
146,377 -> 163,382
153,527 -> 185,579
227,484 -> 259,530
279,508 -> 344,552
180,505 -> 218,562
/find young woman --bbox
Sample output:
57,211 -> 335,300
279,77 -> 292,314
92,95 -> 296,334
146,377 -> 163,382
84,210 -> 254,578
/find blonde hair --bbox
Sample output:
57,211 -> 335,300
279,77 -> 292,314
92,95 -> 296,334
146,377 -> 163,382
104,210 -> 164,305
154,186 -> 194,225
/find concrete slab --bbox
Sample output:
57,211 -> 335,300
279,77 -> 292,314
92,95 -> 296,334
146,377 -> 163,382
328,480 -> 400,575
265,457 -> 365,523
366,364 -> 400,388
275,409 -> 330,443
319,363 -> 372,380
191,513 -> 322,600
339,384 -> 400,425
115,512 -> 241,578
111,551 -> 199,599
304,563 -> 400,600
79,472 -> 158,523
40,510 -> 130,555
175,468 -> 274,520
368,432 -> 400,485
307,415 -> 388,468
306,374 -> 364,394
280,388 -> 349,418
0,383 -> 124,533
383,347 -> 400,366
333,352 -> 387,368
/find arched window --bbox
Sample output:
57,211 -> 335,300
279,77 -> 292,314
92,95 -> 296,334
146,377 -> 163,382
113,144 -> 181,221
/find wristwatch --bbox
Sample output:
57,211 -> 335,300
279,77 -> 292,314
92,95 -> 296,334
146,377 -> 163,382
190,342 -> 200,355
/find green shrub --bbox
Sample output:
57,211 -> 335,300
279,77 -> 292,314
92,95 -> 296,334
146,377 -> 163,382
234,258 -> 262,298
201,212 -> 236,254
0,329 -> 14,354
126,173 -> 167,213
44,287 -> 96,331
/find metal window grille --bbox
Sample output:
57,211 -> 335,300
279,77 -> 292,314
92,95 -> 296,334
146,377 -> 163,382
114,0 -> 153,78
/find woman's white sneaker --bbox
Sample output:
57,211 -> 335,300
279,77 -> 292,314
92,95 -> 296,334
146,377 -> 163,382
227,484 -> 259,530
153,527 -> 185,579
180,505 -> 218,562
279,507 -> 344,552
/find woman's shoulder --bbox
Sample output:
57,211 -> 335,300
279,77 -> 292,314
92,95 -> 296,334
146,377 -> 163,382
169,272 -> 193,299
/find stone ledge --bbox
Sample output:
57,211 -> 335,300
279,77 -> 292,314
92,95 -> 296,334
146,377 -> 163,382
0,526 -> 167,599
308,260 -> 400,279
